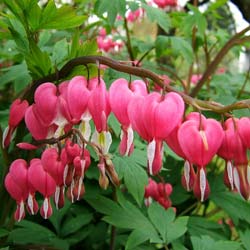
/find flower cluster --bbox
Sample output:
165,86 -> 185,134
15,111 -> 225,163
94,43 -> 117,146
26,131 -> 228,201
166,113 -> 250,202
3,75 -> 250,221
97,28 -> 123,53
5,142 -> 90,221
152,0 -> 178,8
145,178 -> 173,209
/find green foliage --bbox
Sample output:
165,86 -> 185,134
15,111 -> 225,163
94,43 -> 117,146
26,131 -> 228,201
0,0 -> 250,250
142,3 -> 171,33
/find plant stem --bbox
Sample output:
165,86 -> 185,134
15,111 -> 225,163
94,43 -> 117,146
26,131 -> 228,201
237,67 -> 250,98
21,54 -> 250,114
179,202 -> 198,216
124,18 -> 135,62
110,226 -> 117,250
191,26 -> 250,97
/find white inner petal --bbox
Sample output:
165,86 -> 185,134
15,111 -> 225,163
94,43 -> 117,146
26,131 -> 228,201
81,159 -> 86,177
233,167 -> 242,198
43,197 -> 49,219
77,177 -> 83,201
199,130 -> 209,151
184,160 -> 191,191
200,168 -> 206,202
54,125 -> 64,138
27,193 -> 34,215
2,126 -> 9,148
125,126 -> 134,156
79,120 -> 91,143
104,131 -> 112,154
63,164 -> 69,186
18,201 -> 25,222
147,140 -> 156,175
54,186 -> 60,210
247,165 -> 250,186
227,161 -> 234,190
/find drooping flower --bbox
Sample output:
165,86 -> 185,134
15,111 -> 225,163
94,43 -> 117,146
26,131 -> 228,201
109,78 -> 147,156
3,99 -> 29,148
5,159 -> 29,221
41,148 -> 65,209
153,0 -> 178,8
165,124 -> 196,192
28,159 -> 56,219
129,91 -> 184,175
238,117 -> 250,149
178,116 -> 223,201
144,178 -> 173,209
88,77 -> 111,154
218,118 -> 249,199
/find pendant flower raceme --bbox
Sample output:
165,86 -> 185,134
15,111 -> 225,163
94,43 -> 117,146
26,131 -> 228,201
5,71 -> 250,223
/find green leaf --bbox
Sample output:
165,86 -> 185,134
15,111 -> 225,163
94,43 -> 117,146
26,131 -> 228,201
0,247 -> 9,250
142,4 -> 170,33
86,193 -> 161,243
94,0 -> 126,25
95,0 -> 117,24
67,224 -> 94,245
170,37 -> 194,64
167,216 -> 188,243
25,41 -> 52,78
113,154 -> 148,206
0,63 -> 31,90
0,228 -> 9,238
8,220 -> 55,245
49,200 -> 71,234
126,229 -> 149,250
182,5 -> 207,36
61,212 -> 93,237
25,1 -> 42,31
156,36 -> 193,64
7,19 -> 29,53
239,229 -> 250,250
148,203 -> 175,242
191,235 -> 241,250
39,0 -> 86,30
85,194 -> 121,215
188,216 -> 227,240
210,191 -> 250,225
51,38 -> 69,66
108,113 -> 121,138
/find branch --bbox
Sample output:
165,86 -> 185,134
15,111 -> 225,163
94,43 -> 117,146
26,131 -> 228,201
190,26 -> 250,97
124,18 -> 135,62
21,55 -> 250,114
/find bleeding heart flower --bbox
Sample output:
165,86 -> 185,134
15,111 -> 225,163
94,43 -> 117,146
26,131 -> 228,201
66,76 -> 90,123
25,105 -> 56,140
109,78 -> 147,156
153,0 -> 177,8
41,148 -> 65,209
4,159 -> 29,221
88,78 -> 112,154
238,117 -> 250,149
129,91 -> 184,175
165,124 -> 196,192
178,116 -> 223,201
3,99 -> 29,148
34,83 -> 58,126
28,159 -> 56,219
217,118 -> 249,199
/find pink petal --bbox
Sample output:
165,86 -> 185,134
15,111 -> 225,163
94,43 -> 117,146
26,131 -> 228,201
67,76 -> 90,122
88,78 -> 111,132
28,159 -> 56,197
34,82 -> 58,126
25,105 -> 49,140
9,99 -> 29,127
